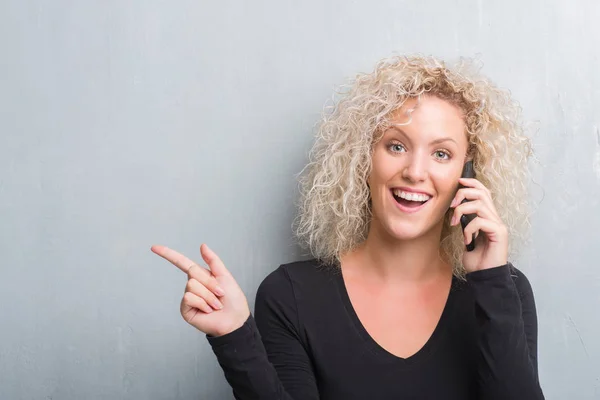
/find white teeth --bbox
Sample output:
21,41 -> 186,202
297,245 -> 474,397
393,189 -> 431,202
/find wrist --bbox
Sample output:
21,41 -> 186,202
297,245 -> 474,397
466,263 -> 511,280
212,312 -> 251,337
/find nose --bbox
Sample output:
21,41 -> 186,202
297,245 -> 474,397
401,153 -> 428,183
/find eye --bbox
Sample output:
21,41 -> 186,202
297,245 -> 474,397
388,143 -> 406,153
433,150 -> 451,160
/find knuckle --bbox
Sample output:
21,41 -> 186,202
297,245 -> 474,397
187,264 -> 198,277
186,279 -> 196,291
183,291 -> 194,303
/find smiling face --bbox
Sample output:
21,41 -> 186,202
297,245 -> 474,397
368,95 -> 469,242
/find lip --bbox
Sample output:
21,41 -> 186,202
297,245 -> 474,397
389,188 -> 432,214
391,187 -> 433,197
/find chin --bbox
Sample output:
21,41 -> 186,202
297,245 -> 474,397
382,210 -> 448,242
383,220 -> 428,242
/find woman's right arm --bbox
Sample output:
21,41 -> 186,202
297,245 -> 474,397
208,267 -> 319,399
151,244 -> 319,400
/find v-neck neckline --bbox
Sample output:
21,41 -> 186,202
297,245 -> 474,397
333,267 -> 458,367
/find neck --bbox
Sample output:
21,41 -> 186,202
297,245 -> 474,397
344,220 -> 451,285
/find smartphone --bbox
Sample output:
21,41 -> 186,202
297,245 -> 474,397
459,161 -> 476,252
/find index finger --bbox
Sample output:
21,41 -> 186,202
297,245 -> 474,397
458,177 -> 492,195
151,245 -> 200,274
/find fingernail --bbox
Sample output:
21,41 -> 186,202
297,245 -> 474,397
214,286 -> 225,297
212,300 -> 224,310
451,216 -> 457,225
450,198 -> 457,208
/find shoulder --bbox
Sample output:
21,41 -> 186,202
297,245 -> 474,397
254,259 -> 336,336
256,258 -> 335,305
508,263 -> 536,300
258,258 -> 334,290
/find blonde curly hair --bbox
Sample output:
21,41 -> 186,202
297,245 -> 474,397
293,54 -> 533,278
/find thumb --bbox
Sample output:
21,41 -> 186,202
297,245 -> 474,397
200,244 -> 231,277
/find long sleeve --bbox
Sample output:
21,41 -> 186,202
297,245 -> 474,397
206,266 -> 319,400
467,263 -> 544,400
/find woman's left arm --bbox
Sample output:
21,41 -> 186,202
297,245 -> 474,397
451,177 -> 544,399
467,264 -> 544,400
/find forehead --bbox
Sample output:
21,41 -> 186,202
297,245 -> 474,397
387,96 -> 466,137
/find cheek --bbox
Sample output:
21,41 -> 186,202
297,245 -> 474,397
368,161 -> 393,203
431,171 -> 460,199
371,152 -> 399,182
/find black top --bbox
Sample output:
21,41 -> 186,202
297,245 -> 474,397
207,260 -> 544,399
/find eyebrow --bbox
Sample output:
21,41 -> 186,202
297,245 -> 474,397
388,126 -> 458,146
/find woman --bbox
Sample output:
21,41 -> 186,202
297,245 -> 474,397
152,55 -> 545,399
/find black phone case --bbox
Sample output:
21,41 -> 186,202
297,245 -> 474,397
459,161 -> 476,251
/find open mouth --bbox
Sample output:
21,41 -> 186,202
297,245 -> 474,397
391,189 -> 431,209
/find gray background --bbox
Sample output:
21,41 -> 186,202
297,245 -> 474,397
1,0 -> 598,399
